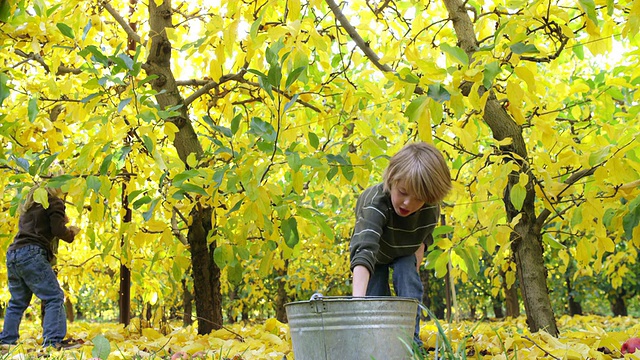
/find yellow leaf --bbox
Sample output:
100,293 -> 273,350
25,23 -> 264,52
514,66 -> 536,92
33,187 -> 49,208
264,318 -> 278,333
506,79 -> 525,104
142,327 -> 164,340
186,153 -> 198,168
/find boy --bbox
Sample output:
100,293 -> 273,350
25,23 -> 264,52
0,185 -> 81,350
350,142 -> 452,348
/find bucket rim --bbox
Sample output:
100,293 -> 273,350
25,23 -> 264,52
285,296 -> 418,307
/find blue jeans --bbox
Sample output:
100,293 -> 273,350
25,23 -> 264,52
0,245 -> 67,346
366,253 -> 424,347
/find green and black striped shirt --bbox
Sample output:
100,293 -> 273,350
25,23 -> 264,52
349,183 -> 439,274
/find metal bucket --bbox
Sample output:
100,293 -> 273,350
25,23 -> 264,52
285,296 -> 418,360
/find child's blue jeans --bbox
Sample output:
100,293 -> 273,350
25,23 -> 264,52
0,245 -> 67,347
366,253 -> 424,347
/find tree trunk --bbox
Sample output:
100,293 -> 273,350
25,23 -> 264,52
442,0 -> 558,335
275,277 -> 288,323
420,268 -> 446,319
610,289 -> 628,316
188,207 -> 223,334
565,263 -> 583,316
182,279 -> 193,326
146,0 -> 220,335
502,268 -> 520,317
492,297 -> 504,318
119,179 -> 132,326
275,261 -> 290,323
504,282 -> 520,318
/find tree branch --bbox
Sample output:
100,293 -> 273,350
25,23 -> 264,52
14,49 -> 82,75
183,68 -> 247,107
324,0 -> 425,95
535,168 -> 596,230
102,1 -> 142,44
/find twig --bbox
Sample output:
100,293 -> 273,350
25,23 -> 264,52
522,335 -> 561,360
174,312 -> 245,342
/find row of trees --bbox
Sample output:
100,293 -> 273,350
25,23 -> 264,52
1,0 -> 639,336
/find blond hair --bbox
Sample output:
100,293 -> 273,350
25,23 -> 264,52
383,142 -> 452,204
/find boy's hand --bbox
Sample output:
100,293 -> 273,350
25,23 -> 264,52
69,226 -> 81,236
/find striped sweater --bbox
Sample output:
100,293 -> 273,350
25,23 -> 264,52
349,183 -> 439,274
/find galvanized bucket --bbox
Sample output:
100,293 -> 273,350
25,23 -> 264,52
285,295 -> 418,360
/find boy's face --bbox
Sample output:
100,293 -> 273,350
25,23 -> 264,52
390,181 -> 425,217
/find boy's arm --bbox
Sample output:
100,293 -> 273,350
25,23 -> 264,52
415,243 -> 425,271
352,265 -> 370,296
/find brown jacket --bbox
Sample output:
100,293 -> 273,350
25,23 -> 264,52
8,195 -> 76,261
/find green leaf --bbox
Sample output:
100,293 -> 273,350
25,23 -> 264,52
588,145 -> 611,166
91,334 -> 111,360
231,113 -> 242,135
285,66 -> 306,89
510,183 -> 526,211
284,93 -> 299,112
543,233 -> 566,249
282,217 -> 300,248
623,197 -> 640,240
56,23 -> 75,39
14,156 -> 30,172
213,245 -> 234,268
0,72 -> 9,107
287,151 -> 302,172
132,195 -> 152,209
86,175 -> 101,193
267,64 -> 282,88
308,132 -> 319,149
248,117 -> 276,142
405,96 -> 427,122
82,19 -> 92,41
47,175 -> 74,189
117,98 -> 132,113
40,153 -> 59,175
573,44 -> 585,60
28,96 -> 38,123
454,247 -> 479,278
179,183 -> 208,196
432,225 -> 454,238
483,61 -> 501,89
578,0 -> 598,25
510,42 -> 540,55
227,262 -> 243,286
440,43 -> 469,66
142,198 -> 159,221
427,84 -> 451,103
142,135 -> 154,154
0,0 -> 10,22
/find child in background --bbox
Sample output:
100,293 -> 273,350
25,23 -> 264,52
0,184 -> 81,350
350,142 -> 452,348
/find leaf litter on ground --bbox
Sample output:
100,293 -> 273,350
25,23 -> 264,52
2,314 -> 640,359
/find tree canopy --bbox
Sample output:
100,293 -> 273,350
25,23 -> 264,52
0,0 -> 639,335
